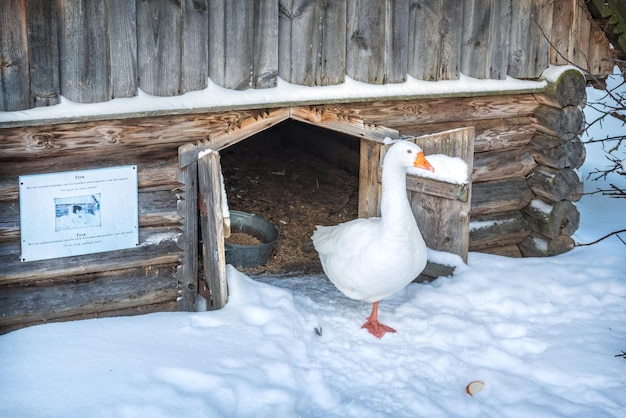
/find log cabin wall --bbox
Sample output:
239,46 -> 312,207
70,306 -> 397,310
0,75 -> 588,332
0,0 -> 616,111
0,0 -> 618,332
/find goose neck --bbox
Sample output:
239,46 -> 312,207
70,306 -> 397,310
380,164 -> 412,221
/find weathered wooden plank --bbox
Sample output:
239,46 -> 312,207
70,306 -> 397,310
176,152 -> 197,312
412,127 -> 474,261
57,0 -> 110,103
529,133 -> 585,169
358,139 -> 383,218
473,147 -> 537,183
572,0 -> 592,70
532,0 -> 554,78
0,199 -> 19,242
522,198 -> 579,239
399,117 -> 536,153
385,0 -> 410,83
405,175 -> 470,202
519,232 -> 574,257
0,110 -> 287,161
408,0 -> 442,81
206,108 -> 291,152
489,0 -> 511,80
346,0 -> 409,84
471,178 -> 534,216
526,165 -> 584,202
0,265 -> 178,332
550,0 -> 575,66
279,0 -> 346,86
0,300 -> 177,335
460,0 -> 492,79
508,0 -> 533,78
109,0 -> 138,98
252,0 -> 279,88
339,95 -> 540,127
0,227 -> 181,285
411,189 -> 471,261
0,0 -> 31,111
586,0 -> 616,76
413,127 -> 475,166
137,0 -> 182,96
182,0 -> 208,93
587,19 -> 615,76
438,0 -> 464,80
469,211 -> 530,251
289,106 -> 400,143
198,150 -> 228,310
509,0 -> 554,79
209,1 -> 263,89
138,190 -> 181,227
26,0 -> 60,107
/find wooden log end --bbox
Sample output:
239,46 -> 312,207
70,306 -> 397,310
529,134 -> 586,169
522,199 -> 580,239
526,165 -> 584,202
539,68 -> 587,107
518,233 -> 575,257
469,211 -> 530,251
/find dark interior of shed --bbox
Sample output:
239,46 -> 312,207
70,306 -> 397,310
220,120 -> 361,276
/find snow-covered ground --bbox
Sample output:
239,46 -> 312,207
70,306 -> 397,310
1,70 -> 625,417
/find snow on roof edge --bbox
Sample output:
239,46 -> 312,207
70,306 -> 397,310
0,73 -> 549,127
540,64 -> 585,83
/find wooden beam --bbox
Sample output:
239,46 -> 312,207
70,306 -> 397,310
0,265 -> 178,332
176,149 -> 198,312
289,106 -> 400,143
207,108 -> 290,151
197,150 -> 228,310
0,227 -> 181,285
473,147 -> 537,183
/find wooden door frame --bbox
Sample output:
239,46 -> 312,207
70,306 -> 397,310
178,107 -> 473,310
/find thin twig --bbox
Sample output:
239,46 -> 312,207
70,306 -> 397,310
576,229 -> 626,247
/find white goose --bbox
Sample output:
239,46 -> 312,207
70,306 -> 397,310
312,140 -> 434,338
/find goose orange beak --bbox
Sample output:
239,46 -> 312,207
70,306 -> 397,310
414,152 -> 435,172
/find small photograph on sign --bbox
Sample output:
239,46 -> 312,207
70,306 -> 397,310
54,194 -> 102,231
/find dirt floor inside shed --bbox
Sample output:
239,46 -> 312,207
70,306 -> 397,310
220,122 -> 361,276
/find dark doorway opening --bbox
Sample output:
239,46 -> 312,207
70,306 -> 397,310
220,120 -> 361,276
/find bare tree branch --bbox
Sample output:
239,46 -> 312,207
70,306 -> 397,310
576,229 -> 626,247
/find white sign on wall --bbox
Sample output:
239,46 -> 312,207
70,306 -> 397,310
19,166 -> 139,262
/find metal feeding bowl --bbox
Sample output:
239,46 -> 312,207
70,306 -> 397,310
225,211 -> 278,268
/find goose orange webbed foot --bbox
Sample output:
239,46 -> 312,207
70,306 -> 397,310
362,301 -> 396,339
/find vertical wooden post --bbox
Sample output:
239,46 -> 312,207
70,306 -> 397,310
198,150 -> 228,310
176,144 -> 198,312
358,139 -> 382,218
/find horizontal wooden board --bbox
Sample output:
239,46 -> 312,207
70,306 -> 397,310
469,211 -> 530,250
331,94 -> 541,127
399,117 -> 536,153
473,147 -> 537,183
471,177 -> 534,216
0,264 -> 178,331
0,227 -> 181,285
